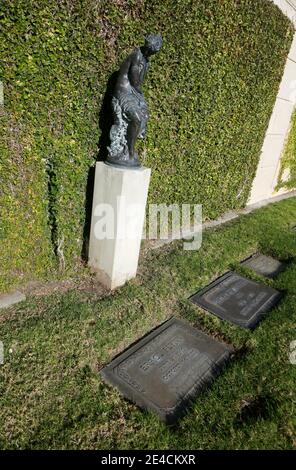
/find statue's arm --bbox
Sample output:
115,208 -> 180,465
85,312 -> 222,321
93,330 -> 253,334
115,53 -> 134,95
142,60 -> 149,81
118,50 -> 138,78
117,49 -> 144,93
118,54 -> 132,76
129,49 -> 145,92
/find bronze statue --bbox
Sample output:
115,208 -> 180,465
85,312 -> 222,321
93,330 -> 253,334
107,34 -> 163,168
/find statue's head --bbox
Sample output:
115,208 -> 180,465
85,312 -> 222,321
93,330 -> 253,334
143,34 -> 163,56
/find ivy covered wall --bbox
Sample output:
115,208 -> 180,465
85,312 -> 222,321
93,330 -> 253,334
0,0 -> 293,291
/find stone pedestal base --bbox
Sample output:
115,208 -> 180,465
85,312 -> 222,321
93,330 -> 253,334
88,162 -> 151,289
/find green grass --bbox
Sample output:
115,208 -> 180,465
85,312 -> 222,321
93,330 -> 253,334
0,197 -> 296,449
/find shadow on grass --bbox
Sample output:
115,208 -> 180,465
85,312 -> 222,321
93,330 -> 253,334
235,393 -> 279,426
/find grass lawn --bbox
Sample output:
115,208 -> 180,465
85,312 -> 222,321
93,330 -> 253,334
0,198 -> 296,450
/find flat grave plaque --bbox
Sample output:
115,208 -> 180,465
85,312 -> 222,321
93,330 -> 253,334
101,317 -> 231,424
190,271 -> 282,329
241,253 -> 287,278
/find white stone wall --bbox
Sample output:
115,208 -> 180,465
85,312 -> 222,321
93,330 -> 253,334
248,0 -> 296,205
272,0 -> 296,25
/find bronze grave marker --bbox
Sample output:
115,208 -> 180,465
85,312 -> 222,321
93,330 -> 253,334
101,318 -> 231,424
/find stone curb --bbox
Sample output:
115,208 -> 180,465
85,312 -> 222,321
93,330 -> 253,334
0,291 -> 26,309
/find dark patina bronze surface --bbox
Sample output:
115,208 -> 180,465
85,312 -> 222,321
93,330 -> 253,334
190,271 -> 282,329
107,34 -> 162,168
101,318 -> 231,424
241,253 -> 287,278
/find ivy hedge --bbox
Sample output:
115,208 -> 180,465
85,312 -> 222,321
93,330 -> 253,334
277,109 -> 296,191
0,0 -> 293,291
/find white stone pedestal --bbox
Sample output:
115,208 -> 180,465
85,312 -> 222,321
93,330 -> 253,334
88,162 -> 151,289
